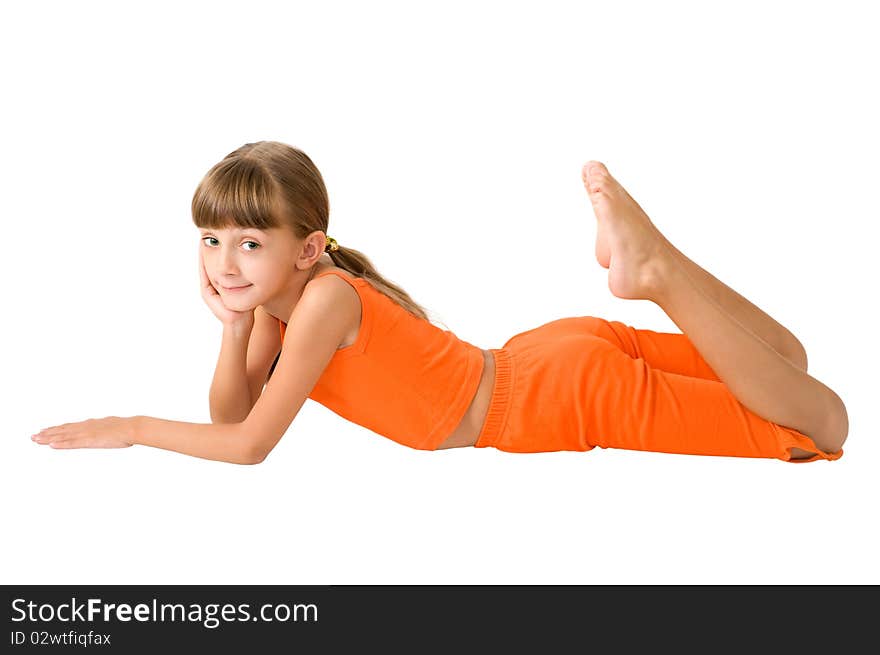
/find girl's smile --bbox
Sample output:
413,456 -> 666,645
220,283 -> 253,292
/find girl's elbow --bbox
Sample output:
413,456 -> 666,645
243,437 -> 275,465
234,421 -> 273,464
239,443 -> 266,465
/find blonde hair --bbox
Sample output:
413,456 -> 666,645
191,140 -> 436,324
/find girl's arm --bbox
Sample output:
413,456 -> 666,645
130,315 -> 264,463
209,323 -> 254,424
33,277 -> 351,465
240,276 -> 356,461
132,416 -> 257,465
33,415 -> 257,465
133,279 -> 350,463
34,324 -> 261,465
209,306 -> 283,424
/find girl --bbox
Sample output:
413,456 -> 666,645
30,141 -> 848,464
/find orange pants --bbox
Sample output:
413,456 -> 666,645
474,316 -> 843,463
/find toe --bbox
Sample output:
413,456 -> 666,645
581,163 -> 590,185
583,159 -> 608,180
583,161 -> 609,194
587,160 -> 608,178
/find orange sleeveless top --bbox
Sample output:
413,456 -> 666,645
278,268 -> 485,450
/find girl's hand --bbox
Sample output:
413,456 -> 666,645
199,247 -> 255,330
31,416 -> 135,449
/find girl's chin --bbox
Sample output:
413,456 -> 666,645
221,293 -> 259,308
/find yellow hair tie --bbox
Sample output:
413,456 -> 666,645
325,236 -> 339,252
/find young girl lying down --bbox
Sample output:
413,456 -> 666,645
30,141 -> 848,465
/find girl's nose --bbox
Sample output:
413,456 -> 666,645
218,248 -> 240,272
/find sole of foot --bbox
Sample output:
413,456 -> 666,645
582,161 -> 672,301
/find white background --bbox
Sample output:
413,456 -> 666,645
2,0 -> 877,584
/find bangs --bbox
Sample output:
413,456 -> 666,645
191,157 -> 284,231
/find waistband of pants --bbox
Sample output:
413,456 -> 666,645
475,348 -> 514,448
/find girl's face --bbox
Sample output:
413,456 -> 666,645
199,226 -> 299,309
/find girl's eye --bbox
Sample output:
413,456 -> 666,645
201,237 -> 260,251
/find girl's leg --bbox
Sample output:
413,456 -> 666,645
655,236 -> 808,372
587,166 -> 807,372
582,161 -> 848,455
562,332 -> 841,462
557,317 -> 823,457
652,257 -> 847,454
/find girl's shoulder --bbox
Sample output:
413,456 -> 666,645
305,265 -> 364,350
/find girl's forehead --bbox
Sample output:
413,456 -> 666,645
200,226 -> 270,234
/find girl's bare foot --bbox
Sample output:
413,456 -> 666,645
582,161 -> 672,301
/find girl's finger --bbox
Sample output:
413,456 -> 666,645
50,440 -> 79,449
198,248 -> 209,286
199,249 -> 220,296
